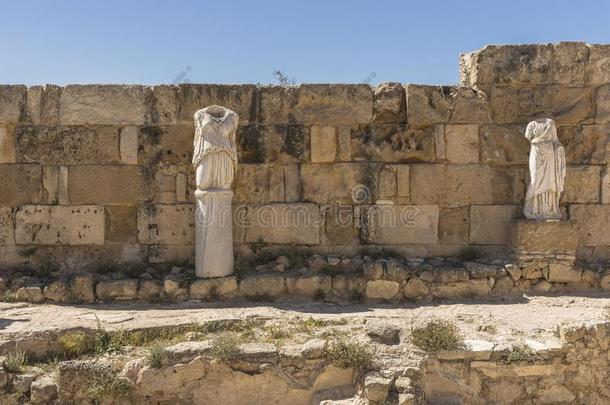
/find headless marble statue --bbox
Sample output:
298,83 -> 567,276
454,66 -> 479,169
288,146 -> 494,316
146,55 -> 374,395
193,105 -> 239,278
523,118 -> 566,220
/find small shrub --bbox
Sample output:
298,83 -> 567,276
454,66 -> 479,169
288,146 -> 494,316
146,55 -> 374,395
208,285 -> 220,301
294,317 -> 327,333
265,324 -> 292,341
313,288 -> 326,301
4,350 -> 28,373
59,332 -> 91,356
501,343 -> 539,364
210,332 -> 242,360
146,340 -> 167,369
349,288 -> 365,303
324,337 -> 373,370
38,262 -> 59,278
17,246 -> 37,258
278,247 -> 308,268
0,290 -> 19,303
410,319 -> 465,352
321,265 -> 339,276
85,368 -> 132,400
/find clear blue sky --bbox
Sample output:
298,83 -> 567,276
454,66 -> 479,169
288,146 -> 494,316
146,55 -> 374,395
1,0 -> 609,86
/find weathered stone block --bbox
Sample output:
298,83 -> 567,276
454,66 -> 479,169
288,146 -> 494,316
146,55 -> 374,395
59,85 -> 151,125
70,274 -> 95,303
491,166 -> 526,204
547,263 -> 581,283
0,164 -> 41,205
286,274 -> 332,296
238,125 -> 309,164
438,207 -> 469,245
480,125 -> 529,165
332,273 -> 366,297
259,84 -> 372,125
301,163 -> 365,204
510,220 -> 578,254
26,84 -> 61,125
245,203 -> 320,245
0,207 -> 14,245
410,164 -> 493,205
558,124 -> 610,164
561,165 -> 601,203
189,276 -> 238,299
603,168 -> 610,204
119,126 -> 138,164
406,85 -> 490,125
444,124 -> 479,163
373,82 -> 405,122
16,286 -> 45,303
16,125 -> 121,164
310,125 -> 337,162
361,205 -> 439,245
15,206 -> 104,245
138,280 -> 162,301
43,281 -> 69,303
470,205 -> 518,245
137,204 -> 194,245
152,85 -> 179,125
569,205 -> 610,246
105,206 -> 137,243
351,124 -> 437,163
239,273 -> 285,297
490,85 -> 593,125
365,280 -> 400,300
322,205 -> 355,245
176,84 -> 256,125
96,279 -> 138,301
138,125 -> 192,165
0,85 -> 26,123
403,277 -> 429,299
588,44 -> 610,85
69,165 -> 146,204
552,42 -> 588,84
0,124 -> 16,163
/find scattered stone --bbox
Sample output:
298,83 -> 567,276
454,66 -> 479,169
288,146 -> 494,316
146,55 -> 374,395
436,268 -> 469,283
533,280 -> 552,292
163,341 -> 212,365
466,262 -> 506,279
30,375 -> 58,404
522,264 -> 543,279
70,274 -> 95,303
95,279 -> 138,301
505,264 -> 522,282
43,281 -> 69,303
364,373 -> 393,402
11,373 -> 34,393
363,262 -> 384,279
301,339 -> 326,359
276,256 -> 290,267
16,286 -> 45,303
119,358 -> 145,384
138,279 -> 163,301
418,271 -> 435,283
386,260 -> 411,282
492,276 -> 514,295
366,323 -> 401,345
164,275 -> 188,301
327,257 -> 341,266
366,280 -> 400,300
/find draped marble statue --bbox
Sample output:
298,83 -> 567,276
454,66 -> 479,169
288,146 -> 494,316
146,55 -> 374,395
193,105 -> 239,278
523,118 -> 566,220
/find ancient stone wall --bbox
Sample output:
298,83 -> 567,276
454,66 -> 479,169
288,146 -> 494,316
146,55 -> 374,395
0,42 -> 609,271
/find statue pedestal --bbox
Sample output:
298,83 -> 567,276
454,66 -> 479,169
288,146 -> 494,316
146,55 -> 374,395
510,220 -> 578,265
195,189 -> 234,278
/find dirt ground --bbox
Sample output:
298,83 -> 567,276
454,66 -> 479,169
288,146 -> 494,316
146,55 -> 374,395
2,292 -> 609,346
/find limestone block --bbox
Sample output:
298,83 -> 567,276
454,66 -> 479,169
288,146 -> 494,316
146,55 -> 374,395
138,125 -> 192,165
337,126 -> 352,161
0,85 -> 26,123
406,85 -> 490,125
480,125 -> 529,165
237,125 -> 309,164
0,164 -> 41,205
596,84 -> 610,124
365,280 -> 400,300
95,279 -> 138,301
444,125 -> 479,163
570,205 -> 610,245
429,282 -> 471,299
239,273 -> 285,297
245,203 -> 320,245
152,85 -> 179,125
15,125 -> 121,164
438,207 -> 469,245
119,126 -> 138,164
30,375 -> 58,404
42,281 -> 69,303
410,164 -> 493,205
378,166 -> 397,199
0,124 -> 15,163
16,286 -> 45,303
603,168 -> 610,204
361,205 -> 439,245
510,220 -> 579,255
470,205 -> 518,245
332,273 -> 366,297
176,173 -> 187,202
259,84 -> 372,125
137,204 -> 195,245
189,276 -> 238,299
26,84 -> 61,125
234,164 -> 272,204
435,268 -> 469,283
403,277 -> 429,299
490,85 -> 593,125
322,205 -> 355,245
397,165 -> 409,198
163,276 -> 188,301
301,163 -> 364,204
148,244 -> 194,264
70,274 -> 95,303
588,44 -> 610,85
59,85 -> 151,125
311,125 -> 337,162
0,207 -> 14,245
466,262 -> 506,279
286,274 -> 332,296
491,166 -> 526,204
561,165 -> 601,203
373,82 -> 405,123
351,124 -> 436,163
69,165 -> 146,205
138,280 -> 162,301
176,84 -> 255,125
547,263 -> 581,283
105,206 -> 137,243
552,42 -> 588,84
15,206 -> 104,245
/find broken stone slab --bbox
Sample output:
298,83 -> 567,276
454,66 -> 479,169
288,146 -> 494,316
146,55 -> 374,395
30,375 -> 58,404
366,322 -> 401,345
301,339 -> 327,359
437,339 -> 494,361
163,340 -> 212,365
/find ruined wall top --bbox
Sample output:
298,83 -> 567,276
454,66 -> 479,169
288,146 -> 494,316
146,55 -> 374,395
460,42 -> 610,88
